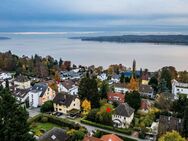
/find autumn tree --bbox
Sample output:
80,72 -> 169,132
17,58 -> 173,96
159,131 -> 186,141
81,99 -> 91,114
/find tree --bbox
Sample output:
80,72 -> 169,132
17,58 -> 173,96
155,93 -> 173,111
40,100 -> 54,113
66,129 -> 85,141
183,106 -> 188,137
160,66 -> 177,91
125,91 -> 141,111
81,99 -> 91,114
148,76 -> 158,93
178,71 -> 188,83
0,89 -> 35,141
159,131 -> 186,141
78,76 -> 100,108
99,81 -> 109,99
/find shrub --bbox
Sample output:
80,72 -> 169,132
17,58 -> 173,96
41,117 -> 48,123
40,100 -> 54,113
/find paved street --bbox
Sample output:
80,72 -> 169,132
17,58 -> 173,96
27,108 -> 40,117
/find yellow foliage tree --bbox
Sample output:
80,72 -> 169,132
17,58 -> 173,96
81,99 -> 91,114
159,131 -> 186,141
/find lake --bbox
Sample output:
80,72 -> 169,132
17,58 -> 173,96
0,32 -> 188,71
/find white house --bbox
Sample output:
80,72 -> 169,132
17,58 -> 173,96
139,84 -> 154,98
114,83 -> 130,94
53,92 -> 80,115
0,72 -> 12,80
172,79 -> 188,99
97,73 -> 108,81
58,80 -> 78,95
28,83 -> 56,107
111,74 -> 120,83
112,103 -> 135,128
14,75 -> 31,89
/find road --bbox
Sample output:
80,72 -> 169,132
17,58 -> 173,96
27,108 -> 149,141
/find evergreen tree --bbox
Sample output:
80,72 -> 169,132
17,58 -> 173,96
0,89 -> 35,141
125,91 -> 141,111
78,77 -> 99,108
99,81 -> 109,99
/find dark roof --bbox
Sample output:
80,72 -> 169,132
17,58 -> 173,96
31,83 -> 48,97
61,80 -> 75,90
15,75 -> 29,82
38,127 -> 69,141
158,115 -> 183,135
13,88 -> 30,98
139,84 -> 153,93
53,92 -> 77,107
114,103 -> 135,117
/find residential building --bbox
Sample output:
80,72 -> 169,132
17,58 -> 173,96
111,74 -> 120,83
139,84 -> 154,98
172,79 -> 188,99
100,134 -> 123,141
112,103 -> 135,128
53,92 -> 80,114
97,73 -> 107,81
13,88 -> 30,103
28,83 -> 56,107
107,92 -> 125,104
158,115 -> 183,136
38,127 -> 69,141
14,75 -> 31,89
83,134 -> 123,141
114,83 -> 130,94
58,80 -> 78,95
0,72 -> 12,80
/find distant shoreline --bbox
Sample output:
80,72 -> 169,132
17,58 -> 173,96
73,35 -> 188,45
0,37 -> 11,40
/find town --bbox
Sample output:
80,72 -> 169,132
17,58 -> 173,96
0,51 -> 188,141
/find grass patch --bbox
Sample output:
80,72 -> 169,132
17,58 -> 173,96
31,122 -> 61,136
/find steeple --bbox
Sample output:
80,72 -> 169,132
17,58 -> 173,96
132,59 -> 136,78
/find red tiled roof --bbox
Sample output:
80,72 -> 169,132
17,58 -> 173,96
83,136 -> 102,141
100,134 -> 123,141
107,92 -> 125,103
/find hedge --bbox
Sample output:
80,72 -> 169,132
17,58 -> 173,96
28,114 -> 81,130
81,119 -> 132,135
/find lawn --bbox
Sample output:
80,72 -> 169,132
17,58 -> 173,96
31,122 -> 61,136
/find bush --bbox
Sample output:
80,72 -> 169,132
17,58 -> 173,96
41,117 -> 48,123
40,100 -> 54,113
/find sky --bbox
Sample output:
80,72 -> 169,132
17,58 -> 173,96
1,0 -> 188,32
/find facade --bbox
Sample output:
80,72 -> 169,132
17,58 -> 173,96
53,92 -> 80,114
172,79 -> 188,99
112,103 -> 135,128
114,83 -> 130,94
107,92 -> 125,104
139,84 -> 154,98
14,75 -> 31,89
28,83 -> 56,107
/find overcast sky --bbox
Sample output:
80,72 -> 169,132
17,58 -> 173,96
1,0 -> 188,32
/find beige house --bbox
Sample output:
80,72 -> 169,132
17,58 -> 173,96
53,92 -> 80,114
14,75 -> 31,89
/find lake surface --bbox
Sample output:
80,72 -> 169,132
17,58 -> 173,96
0,32 -> 188,71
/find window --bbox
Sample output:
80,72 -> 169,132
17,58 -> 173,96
59,108 -> 62,111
